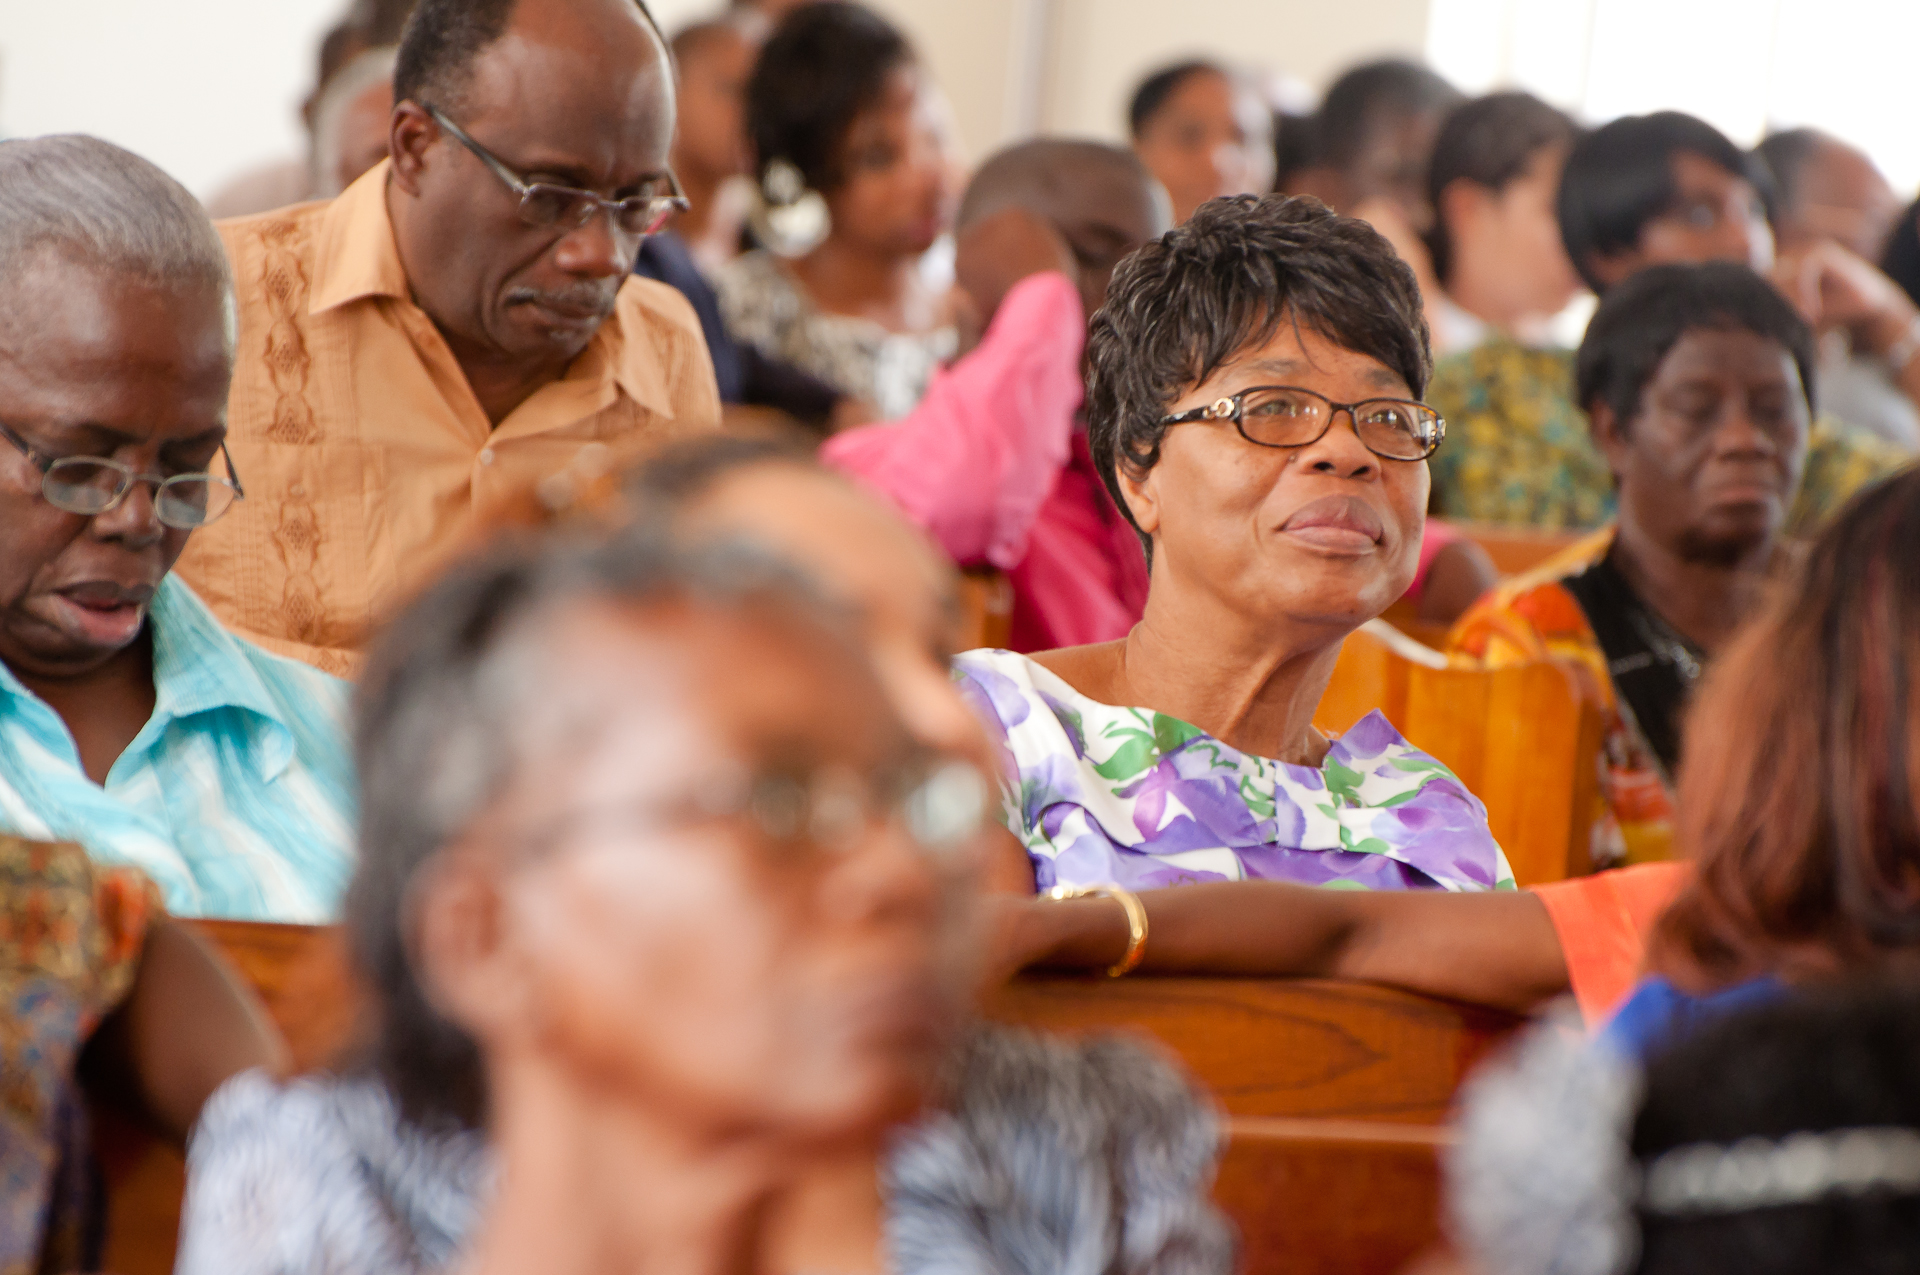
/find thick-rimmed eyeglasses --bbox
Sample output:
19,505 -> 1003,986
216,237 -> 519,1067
0,420 -> 245,529
1161,385 -> 1446,461
423,104 -> 690,237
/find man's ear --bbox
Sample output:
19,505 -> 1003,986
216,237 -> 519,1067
1588,397 -> 1632,478
388,101 -> 437,197
1117,462 -> 1163,541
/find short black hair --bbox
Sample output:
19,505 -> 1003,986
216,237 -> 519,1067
1085,194 -> 1430,558
1127,60 -> 1226,138
1271,109 -> 1320,192
1632,981 -> 1920,1275
1574,261 -> 1815,436
1424,91 -> 1579,287
1557,111 -> 1775,294
350,526 -> 835,1131
746,1 -> 913,197
394,0 -> 659,114
1315,58 -> 1461,173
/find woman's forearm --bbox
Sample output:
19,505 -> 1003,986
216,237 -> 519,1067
1004,881 -> 1570,1015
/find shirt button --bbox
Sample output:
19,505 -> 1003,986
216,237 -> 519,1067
479,448 -> 496,466
289,482 -> 306,497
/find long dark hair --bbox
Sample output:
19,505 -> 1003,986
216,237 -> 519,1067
1651,469 -> 1920,990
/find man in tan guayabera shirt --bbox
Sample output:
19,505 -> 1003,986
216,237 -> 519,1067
176,0 -> 720,674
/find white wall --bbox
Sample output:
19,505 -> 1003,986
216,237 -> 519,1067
0,0 -> 1434,200
1428,0 -> 1920,194
0,0 -> 345,198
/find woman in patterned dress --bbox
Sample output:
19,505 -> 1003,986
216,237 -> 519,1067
956,194 -> 1511,896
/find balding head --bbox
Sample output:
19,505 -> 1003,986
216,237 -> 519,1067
0,136 -> 231,328
957,139 -> 1170,317
1758,128 -> 1899,261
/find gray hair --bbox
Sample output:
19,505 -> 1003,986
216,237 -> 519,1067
313,45 -> 399,198
0,135 -> 232,311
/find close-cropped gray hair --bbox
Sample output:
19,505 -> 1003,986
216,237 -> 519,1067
347,525 -> 851,1132
0,135 -> 232,308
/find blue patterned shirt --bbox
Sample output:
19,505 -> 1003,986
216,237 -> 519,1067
0,576 -> 355,920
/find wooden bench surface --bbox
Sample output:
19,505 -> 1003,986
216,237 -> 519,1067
983,974 -> 1519,1124
96,927 -> 1513,1273
1218,1117 -> 1453,1275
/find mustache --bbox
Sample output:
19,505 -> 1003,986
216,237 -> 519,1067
503,283 -> 618,317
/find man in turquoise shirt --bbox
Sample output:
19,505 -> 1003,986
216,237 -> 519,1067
0,136 -> 355,920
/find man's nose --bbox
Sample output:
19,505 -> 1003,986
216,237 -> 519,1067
91,479 -> 165,548
552,208 -> 636,278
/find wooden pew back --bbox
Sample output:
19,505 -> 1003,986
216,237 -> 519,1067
1218,1117 -> 1453,1275
1313,622 -> 1603,885
958,567 -> 1015,651
102,931 -> 1514,1275
982,974 -> 1519,1123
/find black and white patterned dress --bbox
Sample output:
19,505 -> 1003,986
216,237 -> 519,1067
176,1026 -> 1232,1275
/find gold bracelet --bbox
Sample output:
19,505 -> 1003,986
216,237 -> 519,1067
1044,883 -> 1149,978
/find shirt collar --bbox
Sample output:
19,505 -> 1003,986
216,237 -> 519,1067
307,160 -> 679,423
310,159 -> 411,315
145,576 -> 297,781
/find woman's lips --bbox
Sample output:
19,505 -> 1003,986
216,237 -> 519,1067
1278,495 -> 1386,555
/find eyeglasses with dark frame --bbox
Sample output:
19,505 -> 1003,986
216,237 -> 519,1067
0,420 -> 245,529
1160,385 -> 1446,462
423,103 -> 690,237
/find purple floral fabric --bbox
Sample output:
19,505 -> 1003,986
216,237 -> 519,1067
954,650 -> 1513,893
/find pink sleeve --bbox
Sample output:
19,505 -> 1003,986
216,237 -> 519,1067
820,272 -> 1082,568
1403,518 -> 1466,605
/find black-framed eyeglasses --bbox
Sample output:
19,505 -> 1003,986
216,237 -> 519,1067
525,759 -> 990,865
423,103 -> 690,237
1161,385 -> 1446,462
0,420 -> 245,529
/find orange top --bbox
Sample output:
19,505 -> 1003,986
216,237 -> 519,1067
173,162 -> 722,675
1530,860 -> 1691,1024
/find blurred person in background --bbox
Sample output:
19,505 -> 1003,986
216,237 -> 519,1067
174,0 -> 721,674
664,13 -> 762,274
719,3 -> 960,420
309,46 -> 398,199
204,0 -> 418,217
1454,980 -> 1920,1275
1286,57 -> 1461,305
1422,91 -> 1584,357
823,138 -> 1166,652
1448,264 -> 1811,869
1452,475 -> 1920,1268
1757,127 -> 1919,450
1429,111 -> 1907,531
1127,60 -> 1276,226
636,12 -> 859,434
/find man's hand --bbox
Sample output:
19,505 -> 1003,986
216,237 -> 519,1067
954,206 -> 1078,331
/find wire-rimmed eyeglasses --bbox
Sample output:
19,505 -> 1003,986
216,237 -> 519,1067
0,420 -> 245,529
1160,385 -> 1446,461
423,103 -> 690,238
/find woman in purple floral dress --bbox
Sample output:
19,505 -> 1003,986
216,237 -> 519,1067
958,194 -> 1511,895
